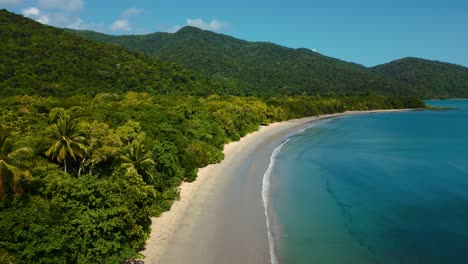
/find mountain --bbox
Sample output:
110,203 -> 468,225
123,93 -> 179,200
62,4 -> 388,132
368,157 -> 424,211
67,27 -> 410,97
372,57 -> 468,98
68,27 -> 468,99
2,9 -> 466,99
0,9 -> 225,97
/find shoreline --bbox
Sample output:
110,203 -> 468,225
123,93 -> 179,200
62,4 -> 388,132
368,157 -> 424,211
141,109 -> 415,264
262,139 -> 290,264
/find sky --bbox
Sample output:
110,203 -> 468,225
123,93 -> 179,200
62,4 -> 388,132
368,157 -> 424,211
1,0 -> 467,67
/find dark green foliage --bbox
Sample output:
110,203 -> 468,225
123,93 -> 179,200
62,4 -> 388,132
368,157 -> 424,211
372,57 -> 468,99
43,171 -> 155,263
0,128 -> 32,199
0,10 -> 225,97
0,93 -> 424,263
45,117 -> 86,174
0,8 -> 428,264
120,143 -> 156,183
0,171 -> 155,264
67,26 -> 408,96
4,10 -> 464,100
67,27 -> 468,99
0,196 -> 71,264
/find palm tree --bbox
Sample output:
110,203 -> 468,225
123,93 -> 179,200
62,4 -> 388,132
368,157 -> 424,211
46,117 -> 86,174
0,129 -> 32,199
120,143 -> 155,183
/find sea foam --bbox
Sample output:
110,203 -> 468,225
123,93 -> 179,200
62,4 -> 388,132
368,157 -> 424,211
262,139 -> 289,264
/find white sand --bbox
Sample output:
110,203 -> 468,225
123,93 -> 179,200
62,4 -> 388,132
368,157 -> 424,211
141,109 -> 414,264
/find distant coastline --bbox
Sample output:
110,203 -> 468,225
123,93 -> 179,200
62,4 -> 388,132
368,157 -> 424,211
141,109 -> 416,264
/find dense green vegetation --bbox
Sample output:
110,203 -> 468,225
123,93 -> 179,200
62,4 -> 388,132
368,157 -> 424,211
0,9 -> 427,264
372,57 -> 468,99
67,27 -> 408,96
3,8 -> 466,100
0,10 -> 227,97
0,93 -> 424,263
67,27 -> 468,98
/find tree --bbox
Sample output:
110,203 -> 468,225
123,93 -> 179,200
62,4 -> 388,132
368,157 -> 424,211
120,143 -> 155,183
77,121 -> 122,176
45,117 -> 86,174
0,129 -> 32,199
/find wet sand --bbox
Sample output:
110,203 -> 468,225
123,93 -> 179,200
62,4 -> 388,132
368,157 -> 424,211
141,109 -> 413,264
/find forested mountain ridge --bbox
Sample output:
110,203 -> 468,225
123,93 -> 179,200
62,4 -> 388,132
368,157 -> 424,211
67,26 -> 468,99
0,9 -> 227,97
67,26 -> 411,97
372,57 -> 468,98
0,9 -> 426,264
3,8 -> 466,99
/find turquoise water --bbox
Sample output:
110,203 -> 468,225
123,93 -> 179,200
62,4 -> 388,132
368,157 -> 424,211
271,100 -> 468,264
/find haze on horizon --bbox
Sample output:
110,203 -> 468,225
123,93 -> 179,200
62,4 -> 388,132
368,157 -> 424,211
1,0 -> 467,67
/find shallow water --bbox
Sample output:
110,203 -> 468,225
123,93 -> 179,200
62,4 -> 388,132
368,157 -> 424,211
271,100 -> 468,264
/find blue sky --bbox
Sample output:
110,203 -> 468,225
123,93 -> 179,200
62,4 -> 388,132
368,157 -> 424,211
1,0 -> 467,67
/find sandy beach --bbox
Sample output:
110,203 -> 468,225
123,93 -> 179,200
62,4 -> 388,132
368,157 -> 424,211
141,109 -> 413,264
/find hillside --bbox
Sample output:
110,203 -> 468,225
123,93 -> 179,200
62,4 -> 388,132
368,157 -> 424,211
68,27 -> 468,99
67,27 -> 410,97
0,9 -> 225,97
3,8 -> 467,99
0,9 -> 426,263
372,57 -> 468,98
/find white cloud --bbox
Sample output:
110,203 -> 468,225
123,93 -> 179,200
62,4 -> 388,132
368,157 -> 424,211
23,0 -> 91,29
22,7 -> 40,16
186,18 -> 225,31
312,49 -> 317,52
0,0 -> 22,7
6,0 -> 98,30
37,15 -> 49,24
64,17 -> 102,31
167,25 -> 182,33
108,8 -> 143,32
38,0 -> 83,12
122,8 -> 143,18
111,19 -> 131,32
21,7 -> 49,25
166,18 -> 227,33
66,17 -> 83,29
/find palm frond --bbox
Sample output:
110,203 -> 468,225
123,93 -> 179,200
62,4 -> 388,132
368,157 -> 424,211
0,135 -> 32,198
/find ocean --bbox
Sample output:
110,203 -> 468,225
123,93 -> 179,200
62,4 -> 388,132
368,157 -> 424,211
269,100 -> 468,264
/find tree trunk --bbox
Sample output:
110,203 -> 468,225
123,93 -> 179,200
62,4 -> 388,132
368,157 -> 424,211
78,158 -> 85,177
